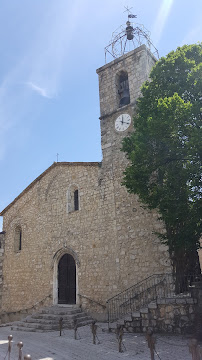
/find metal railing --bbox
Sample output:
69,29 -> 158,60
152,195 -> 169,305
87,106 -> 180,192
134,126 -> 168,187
106,273 -> 202,322
78,294 -> 106,309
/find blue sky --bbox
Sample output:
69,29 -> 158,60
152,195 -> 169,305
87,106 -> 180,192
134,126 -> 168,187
0,0 -> 201,230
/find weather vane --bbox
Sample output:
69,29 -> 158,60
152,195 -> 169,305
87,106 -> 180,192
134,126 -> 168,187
124,6 -> 137,20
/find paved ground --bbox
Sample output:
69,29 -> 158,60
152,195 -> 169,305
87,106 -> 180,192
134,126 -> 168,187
0,323 -> 195,360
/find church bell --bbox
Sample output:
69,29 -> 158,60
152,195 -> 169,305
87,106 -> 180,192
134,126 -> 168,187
126,21 -> 134,41
119,88 -> 130,107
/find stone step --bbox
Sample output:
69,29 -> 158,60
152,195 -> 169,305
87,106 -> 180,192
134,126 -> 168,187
10,325 -> 54,333
11,319 -> 93,332
75,319 -> 93,327
24,315 -> 91,325
24,317 -> 73,325
31,312 -> 87,321
39,306 -> 81,315
8,305 -> 93,332
12,321 -> 58,330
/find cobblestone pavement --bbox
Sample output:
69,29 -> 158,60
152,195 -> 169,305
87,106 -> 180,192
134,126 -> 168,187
0,323 -> 193,360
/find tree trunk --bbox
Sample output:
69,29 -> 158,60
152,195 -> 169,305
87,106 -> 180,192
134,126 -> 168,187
172,248 -> 201,294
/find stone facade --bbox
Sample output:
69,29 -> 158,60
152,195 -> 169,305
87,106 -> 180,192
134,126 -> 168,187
0,45 -> 171,321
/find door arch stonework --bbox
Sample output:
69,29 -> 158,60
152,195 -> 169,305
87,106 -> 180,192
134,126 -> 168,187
58,254 -> 76,304
53,248 -> 79,305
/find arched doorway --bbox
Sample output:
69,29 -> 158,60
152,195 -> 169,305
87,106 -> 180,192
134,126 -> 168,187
58,254 -> 76,304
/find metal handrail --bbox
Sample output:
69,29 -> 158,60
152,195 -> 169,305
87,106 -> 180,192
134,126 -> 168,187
78,293 -> 106,309
0,293 -> 52,324
107,273 -> 164,302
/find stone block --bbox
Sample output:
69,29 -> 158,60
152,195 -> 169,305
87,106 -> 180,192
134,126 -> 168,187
176,299 -> 186,304
186,298 -> 194,304
157,299 -> 166,304
148,302 -> 157,309
140,308 -> 148,314
132,311 -> 141,318
124,315 -> 132,322
165,298 -> 176,304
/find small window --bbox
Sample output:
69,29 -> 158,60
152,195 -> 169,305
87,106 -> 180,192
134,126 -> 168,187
117,71 -> 130,108
14,226 -> 22,252
67,185 -> 80,213
74,190 -> 79,211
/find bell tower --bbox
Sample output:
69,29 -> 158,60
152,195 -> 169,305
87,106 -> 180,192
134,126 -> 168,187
96,14 -> 158,174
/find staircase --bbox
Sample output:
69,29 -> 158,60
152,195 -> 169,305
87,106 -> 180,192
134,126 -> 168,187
9,305 -> 93,332
106,273 -> 201,323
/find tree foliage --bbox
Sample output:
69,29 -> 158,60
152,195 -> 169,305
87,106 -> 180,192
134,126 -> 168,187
122,44 -> 202,278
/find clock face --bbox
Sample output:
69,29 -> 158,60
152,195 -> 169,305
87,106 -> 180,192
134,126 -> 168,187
115,114 -> 131,132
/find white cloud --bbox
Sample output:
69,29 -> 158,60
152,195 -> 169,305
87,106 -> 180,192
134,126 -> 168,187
0,0 -> 84,159
26,82 -> 51,98
151,0 -> 174,45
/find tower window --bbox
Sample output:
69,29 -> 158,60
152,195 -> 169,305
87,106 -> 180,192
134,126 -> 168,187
117,71 -> 130,108
14,226 -> 22,252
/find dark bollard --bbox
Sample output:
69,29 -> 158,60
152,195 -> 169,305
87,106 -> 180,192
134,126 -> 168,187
118,325 -> 124,353
59,317 -> 63,336
8,335 -> 13,360
146,330 -> 156,360
24,355 -> 32,360
91,321 -> 97,345
188,338 -> 201,360
17,342 -> 23,360
116,324 -> 122,339
74,319 -> 78,340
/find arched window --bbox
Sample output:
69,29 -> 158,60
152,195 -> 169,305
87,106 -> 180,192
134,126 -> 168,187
14,226 -> 22,252
117,71 -> 130,108
67,185 -> 79,213
74,189 -> 79,211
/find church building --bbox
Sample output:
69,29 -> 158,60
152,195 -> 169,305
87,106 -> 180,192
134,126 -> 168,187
0,19 -> 171,321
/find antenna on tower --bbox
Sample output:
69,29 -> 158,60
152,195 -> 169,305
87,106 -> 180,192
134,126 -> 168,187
104,8 -> 159,63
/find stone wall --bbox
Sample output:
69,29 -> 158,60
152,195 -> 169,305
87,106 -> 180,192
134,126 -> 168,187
123,298 -> 196,334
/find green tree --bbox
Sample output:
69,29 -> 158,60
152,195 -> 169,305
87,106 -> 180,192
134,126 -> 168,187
122,44 -> 202,289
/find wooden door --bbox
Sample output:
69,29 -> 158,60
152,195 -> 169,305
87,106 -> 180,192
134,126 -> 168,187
58,254 -> 76,304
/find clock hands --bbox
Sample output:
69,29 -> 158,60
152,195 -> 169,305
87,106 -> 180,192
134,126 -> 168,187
120,115 -> 130,125
120,120 -> 130,125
